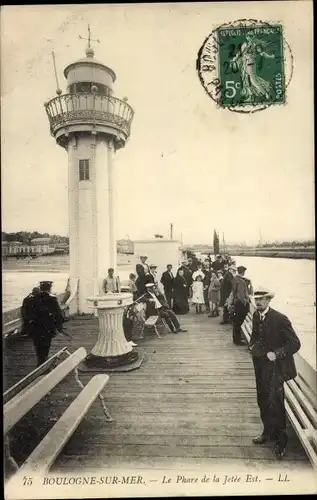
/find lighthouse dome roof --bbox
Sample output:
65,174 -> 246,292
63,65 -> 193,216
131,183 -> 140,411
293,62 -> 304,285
64,56 -> 116,82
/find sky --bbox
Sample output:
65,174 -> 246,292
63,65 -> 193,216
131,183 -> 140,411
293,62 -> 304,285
1,2 -> 314,245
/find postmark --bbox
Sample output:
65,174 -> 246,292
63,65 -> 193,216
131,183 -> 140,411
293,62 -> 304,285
197,19 -> 293,113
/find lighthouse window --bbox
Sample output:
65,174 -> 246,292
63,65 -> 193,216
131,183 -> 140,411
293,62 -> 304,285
69,82 -> 112,97
79,159 -> 90,181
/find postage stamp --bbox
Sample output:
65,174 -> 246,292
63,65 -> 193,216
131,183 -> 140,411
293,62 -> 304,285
197,19 -> 293,113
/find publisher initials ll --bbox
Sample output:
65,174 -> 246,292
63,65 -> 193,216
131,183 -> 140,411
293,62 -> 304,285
278,474 -> 290,482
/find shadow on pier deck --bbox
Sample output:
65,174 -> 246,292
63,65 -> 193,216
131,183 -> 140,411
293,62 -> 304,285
4,310 -> 311,473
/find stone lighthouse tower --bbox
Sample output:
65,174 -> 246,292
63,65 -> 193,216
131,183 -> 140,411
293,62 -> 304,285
45,30 -> 134,314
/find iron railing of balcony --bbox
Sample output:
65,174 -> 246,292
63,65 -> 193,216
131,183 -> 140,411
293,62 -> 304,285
45,93 -> 134,137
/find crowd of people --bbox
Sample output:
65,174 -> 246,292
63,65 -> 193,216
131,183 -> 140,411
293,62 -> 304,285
19,253 -> 302,461
125,252 -> 302,459
127,253 -> 254,346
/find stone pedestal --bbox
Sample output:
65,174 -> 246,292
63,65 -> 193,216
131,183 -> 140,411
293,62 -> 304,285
84,292 -> 140,370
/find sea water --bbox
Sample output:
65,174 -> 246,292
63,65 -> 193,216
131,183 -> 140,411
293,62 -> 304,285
2,257 -> 315,369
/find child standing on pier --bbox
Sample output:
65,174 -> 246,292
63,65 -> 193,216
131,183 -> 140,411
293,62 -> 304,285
191,275 -> 205,314
208,270 -> 221,317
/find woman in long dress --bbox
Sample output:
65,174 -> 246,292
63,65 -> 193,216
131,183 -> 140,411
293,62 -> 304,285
173,269 -> 189,315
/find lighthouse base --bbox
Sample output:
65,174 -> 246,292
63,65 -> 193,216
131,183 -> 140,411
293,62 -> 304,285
80,293 -> 145,372
79,351 -> 145,372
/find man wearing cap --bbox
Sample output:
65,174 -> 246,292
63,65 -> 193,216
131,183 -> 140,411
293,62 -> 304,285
21,287 -> 41,337
135,255 -> 150,297
228,265 -> 250,345
144,283 -> 187,334
28,281 -> 65,366
250,287 -> 301,459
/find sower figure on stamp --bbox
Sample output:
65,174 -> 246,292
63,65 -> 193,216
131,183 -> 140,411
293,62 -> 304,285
250,287 -> 301,459
28,281 -> 65,366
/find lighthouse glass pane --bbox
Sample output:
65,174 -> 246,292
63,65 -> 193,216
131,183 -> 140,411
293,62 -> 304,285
79,159 -> 90,181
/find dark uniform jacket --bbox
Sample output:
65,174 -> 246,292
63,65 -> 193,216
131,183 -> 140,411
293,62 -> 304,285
250,308 -> 301,382
21,293 -> 38,335
30,292 -> 64,338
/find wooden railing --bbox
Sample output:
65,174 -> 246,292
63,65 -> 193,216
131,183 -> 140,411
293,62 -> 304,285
45,93 -> 134,138
242,304 -> 317,470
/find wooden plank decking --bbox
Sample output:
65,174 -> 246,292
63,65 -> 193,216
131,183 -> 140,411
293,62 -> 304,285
3,309 -> 312,474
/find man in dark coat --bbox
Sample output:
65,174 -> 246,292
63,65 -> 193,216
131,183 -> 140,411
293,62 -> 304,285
228,265 -> 250,344
160,264 -> 174,308
135,255 -> 150,297
250,287 -> 301,459
21,286 -> 41,336
26,281 -> 64,366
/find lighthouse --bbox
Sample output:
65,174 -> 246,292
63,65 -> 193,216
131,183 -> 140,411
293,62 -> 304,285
45,29 -> 134,314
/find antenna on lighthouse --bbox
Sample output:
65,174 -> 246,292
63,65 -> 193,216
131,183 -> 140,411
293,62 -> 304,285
51,51 -> 62,95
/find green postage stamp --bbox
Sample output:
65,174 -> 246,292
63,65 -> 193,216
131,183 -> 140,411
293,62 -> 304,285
197,19 -> 293,113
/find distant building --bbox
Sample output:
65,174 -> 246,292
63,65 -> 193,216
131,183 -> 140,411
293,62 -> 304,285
2,238 -> 56,258
117,239 -> 134,254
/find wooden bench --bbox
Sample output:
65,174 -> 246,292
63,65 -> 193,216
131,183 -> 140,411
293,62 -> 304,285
4,346 -> 113,481
242,309 -> 317,471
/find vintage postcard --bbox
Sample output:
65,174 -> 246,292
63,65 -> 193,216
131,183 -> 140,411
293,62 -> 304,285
2,1 -> 315,499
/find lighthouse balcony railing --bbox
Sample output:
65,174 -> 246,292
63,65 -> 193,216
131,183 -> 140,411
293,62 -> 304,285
45,93 -> 134,137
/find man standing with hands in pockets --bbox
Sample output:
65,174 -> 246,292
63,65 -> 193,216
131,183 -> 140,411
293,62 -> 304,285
250,287 -> 301,459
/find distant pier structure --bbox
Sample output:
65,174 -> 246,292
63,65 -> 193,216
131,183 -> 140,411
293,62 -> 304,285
45,27 -> 134,313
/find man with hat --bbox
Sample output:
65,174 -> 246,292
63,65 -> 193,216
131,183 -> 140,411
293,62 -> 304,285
220,265 -> 235,324
228,265 -> 250,345
144,283 -> 187,333
28,280 -> 65,366
250,287 -> 301,459
135,255 -> 150,297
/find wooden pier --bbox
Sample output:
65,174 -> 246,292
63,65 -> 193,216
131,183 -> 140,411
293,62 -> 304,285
4,310 -> 312,474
